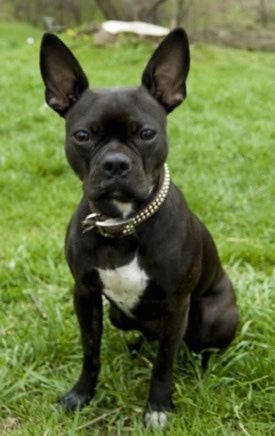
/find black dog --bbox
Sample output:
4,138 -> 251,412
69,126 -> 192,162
40,28 -> 238,428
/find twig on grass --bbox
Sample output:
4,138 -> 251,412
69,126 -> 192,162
28,294 -> 48,320
75,407 -> 122,431
139,355 -> 153,368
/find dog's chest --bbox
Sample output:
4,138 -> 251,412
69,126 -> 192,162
97,256 -> 148,317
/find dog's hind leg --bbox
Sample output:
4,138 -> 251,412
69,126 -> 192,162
185,271 -> 238,367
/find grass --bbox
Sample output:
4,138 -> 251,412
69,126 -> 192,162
0,22 -> 274,435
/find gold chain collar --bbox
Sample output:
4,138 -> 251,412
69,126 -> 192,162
82,164 -> 170,238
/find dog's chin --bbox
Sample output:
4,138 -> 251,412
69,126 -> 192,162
86,174 -> 155,218
91,190 -> 145,219
88,179 -> 155,218
112,199 -> 135,219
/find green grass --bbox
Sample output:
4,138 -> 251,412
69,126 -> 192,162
0,22 -> 274,435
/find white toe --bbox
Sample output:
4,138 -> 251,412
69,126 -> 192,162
145,411 -> 167,429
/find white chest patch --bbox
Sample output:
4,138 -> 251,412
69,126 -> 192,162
97,256 -> 148,317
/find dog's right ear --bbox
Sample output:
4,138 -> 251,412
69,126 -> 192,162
40,33 -> 89,116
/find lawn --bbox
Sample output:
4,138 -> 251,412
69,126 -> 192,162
0,22 -> 274,435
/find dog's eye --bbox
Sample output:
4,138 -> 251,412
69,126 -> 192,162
73,130 -> 90,143
140,128 -> 156,141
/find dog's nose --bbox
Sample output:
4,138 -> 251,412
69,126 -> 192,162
101,153 -> 131,177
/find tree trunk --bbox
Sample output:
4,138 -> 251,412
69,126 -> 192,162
95,0 -> 167,23
259,0 -> 268,27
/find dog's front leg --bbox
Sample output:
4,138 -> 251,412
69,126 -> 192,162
144,295 -> 191,429
59,285 -> 103,410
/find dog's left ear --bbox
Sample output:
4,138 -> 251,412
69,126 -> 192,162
141,28 -> 190,112
40,33 -> 89,116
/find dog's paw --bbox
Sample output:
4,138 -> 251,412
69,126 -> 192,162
144,410 -> 168,429
58,389 -> 92,411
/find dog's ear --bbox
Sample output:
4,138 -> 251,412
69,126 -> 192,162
40,33 -> 89,116
141,28 -> 190,112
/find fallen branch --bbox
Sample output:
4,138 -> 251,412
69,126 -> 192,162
75,407 -> 122,431
29,294 -> 48,320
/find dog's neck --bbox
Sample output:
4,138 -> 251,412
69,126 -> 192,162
82,164 -> 170,238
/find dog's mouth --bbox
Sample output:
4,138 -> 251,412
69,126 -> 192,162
85,170 -> 155,218
82,164 -> 170,237
91,184 -> 153,219
102,187 -> 136,202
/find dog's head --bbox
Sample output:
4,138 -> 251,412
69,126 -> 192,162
40,29 -> 190,218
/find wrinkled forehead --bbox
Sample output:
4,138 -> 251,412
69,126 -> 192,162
66,86 -> 166,125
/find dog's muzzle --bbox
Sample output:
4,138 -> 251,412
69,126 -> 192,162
82,164 -> 170,237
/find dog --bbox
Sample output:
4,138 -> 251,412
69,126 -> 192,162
39,28 -> 238,428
